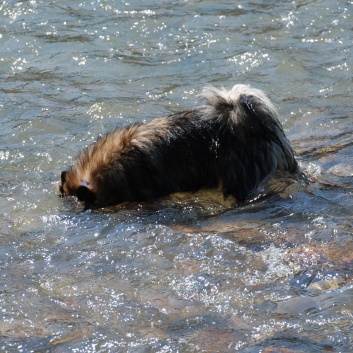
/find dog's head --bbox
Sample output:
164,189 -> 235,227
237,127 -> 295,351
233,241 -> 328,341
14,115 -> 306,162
60,170 -> 96,209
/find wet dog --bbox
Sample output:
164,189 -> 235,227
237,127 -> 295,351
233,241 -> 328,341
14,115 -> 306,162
60,84 -> 298,209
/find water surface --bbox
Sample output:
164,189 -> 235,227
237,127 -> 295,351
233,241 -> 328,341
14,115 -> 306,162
1,0 -> 353,352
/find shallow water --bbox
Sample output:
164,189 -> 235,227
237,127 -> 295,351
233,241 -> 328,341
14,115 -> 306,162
1,0 -> 353,352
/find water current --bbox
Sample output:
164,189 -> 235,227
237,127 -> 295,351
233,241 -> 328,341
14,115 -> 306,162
1,0 -> 353,352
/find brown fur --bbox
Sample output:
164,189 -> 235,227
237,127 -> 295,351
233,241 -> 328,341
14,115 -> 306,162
61,117 -> 174,202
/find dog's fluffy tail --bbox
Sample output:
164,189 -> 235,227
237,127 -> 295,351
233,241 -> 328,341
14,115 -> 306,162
200,84 -> 298,200
200,84 -> 278,122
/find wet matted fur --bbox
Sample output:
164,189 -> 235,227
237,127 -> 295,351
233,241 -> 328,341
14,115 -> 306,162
60,84 -> 298,209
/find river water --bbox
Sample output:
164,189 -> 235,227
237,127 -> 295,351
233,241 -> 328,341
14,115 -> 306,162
1,0 -> 353,352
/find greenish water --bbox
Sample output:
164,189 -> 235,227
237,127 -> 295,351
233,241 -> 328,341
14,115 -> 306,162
1,1 -> 353,352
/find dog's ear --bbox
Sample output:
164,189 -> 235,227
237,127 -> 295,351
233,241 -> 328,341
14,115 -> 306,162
61,171 -> 67,185
77,186 -> 96,209
60,171 -> 67,196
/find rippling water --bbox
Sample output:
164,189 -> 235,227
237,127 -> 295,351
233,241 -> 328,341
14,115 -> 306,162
1,0 -> 353,352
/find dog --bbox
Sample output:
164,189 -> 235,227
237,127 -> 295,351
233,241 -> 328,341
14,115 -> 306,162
60,84 -> 298,209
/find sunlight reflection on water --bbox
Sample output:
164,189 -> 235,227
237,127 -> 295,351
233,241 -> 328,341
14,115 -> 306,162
1,0 -> 353,352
